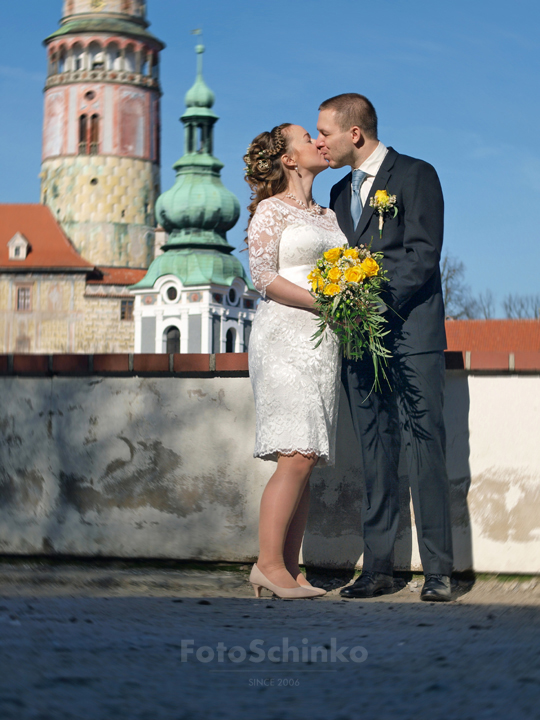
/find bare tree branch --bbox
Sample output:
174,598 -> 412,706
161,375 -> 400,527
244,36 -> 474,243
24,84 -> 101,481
441,254 -> 480,319
503,294 -> 540,319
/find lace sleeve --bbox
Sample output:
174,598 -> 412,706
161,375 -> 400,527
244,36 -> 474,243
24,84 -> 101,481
247,199 -> 285,298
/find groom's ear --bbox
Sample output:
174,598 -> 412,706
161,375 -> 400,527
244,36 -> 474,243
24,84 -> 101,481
350,126 -> 363,145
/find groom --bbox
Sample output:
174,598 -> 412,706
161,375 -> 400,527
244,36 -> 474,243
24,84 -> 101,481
316,93 -> 453,601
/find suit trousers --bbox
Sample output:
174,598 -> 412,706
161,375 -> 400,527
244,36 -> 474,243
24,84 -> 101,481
342,351 -> 453,577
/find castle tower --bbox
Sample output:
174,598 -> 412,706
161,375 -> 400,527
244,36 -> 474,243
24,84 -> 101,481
131,44 -> 258,354
40,0 -> 165,268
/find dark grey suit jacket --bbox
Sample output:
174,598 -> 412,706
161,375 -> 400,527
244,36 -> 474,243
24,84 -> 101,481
330,147 -> 447,355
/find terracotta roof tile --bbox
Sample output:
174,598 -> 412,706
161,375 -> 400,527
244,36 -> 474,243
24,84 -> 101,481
88,267 -> 148,285
0,204 -> 92,271
445,319 -> 540,352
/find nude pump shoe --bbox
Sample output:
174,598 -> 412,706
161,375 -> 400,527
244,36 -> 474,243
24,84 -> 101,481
296,575 -> 327,597
250,564 -> 324,599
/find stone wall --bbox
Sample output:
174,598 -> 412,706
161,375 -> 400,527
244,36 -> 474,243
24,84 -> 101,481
0,352 -> 539,574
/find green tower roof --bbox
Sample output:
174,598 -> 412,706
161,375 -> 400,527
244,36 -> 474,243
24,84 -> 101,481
44,15 -> 165,49
132,43 -> 252,292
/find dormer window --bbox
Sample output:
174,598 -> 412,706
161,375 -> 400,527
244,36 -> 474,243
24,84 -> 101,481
8,232 -> 30,261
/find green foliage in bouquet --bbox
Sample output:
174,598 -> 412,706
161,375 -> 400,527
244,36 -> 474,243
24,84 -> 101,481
308,243 -> 392,392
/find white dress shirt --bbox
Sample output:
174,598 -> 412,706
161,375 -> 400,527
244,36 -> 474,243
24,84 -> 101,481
354,141 -> 388,206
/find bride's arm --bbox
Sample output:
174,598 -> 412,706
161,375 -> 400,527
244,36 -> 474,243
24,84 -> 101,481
265,276 -> 315,309
248,201 -> 315,311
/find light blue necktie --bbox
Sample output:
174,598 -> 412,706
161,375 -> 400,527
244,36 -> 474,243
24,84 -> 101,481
351,169 -> 367,229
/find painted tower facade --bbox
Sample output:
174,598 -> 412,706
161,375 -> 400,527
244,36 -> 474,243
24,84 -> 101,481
40,0 -> 164,268
131,45 -> 258,354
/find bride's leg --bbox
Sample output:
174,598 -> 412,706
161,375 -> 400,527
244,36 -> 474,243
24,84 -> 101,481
257,453 -> 318,588
283,483 -> 312,586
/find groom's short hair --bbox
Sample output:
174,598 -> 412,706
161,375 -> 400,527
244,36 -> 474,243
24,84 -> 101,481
319,93 -> 378,140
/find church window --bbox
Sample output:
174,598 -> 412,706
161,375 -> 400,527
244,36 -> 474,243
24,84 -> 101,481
17,287 -> 32,312
166,287 -> 178,301
78,114 -> 88,154
73,44 -> 84,71
226,328 -> 236,354
58,49 -> 66,73
122,0 -> 132,11
124,46 -> 136,72
164,327 -> 180,354
90,114 -> 100,154
120,299 -> 134,321
48,53 -> 57,76
85,90 -> 96,101
106,43 -> 121,71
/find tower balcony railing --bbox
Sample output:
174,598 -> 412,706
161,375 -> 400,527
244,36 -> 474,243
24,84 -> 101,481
45,68 -> 160,91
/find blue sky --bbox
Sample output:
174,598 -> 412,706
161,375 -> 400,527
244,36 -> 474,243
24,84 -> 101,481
1,0 -> 539,313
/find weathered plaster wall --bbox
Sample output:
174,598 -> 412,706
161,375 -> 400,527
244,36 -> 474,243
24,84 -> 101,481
0,275 -> 134,353
0,371 -> 539,574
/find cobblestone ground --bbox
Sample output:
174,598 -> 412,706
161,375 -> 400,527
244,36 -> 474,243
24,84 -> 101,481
0,562 -> 539,720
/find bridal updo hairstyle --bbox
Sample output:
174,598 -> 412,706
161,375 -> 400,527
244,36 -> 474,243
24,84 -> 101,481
244,123 -> 292,230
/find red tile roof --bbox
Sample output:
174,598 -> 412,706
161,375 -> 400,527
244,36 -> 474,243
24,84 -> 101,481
0,204 -> 93,271
87,267 -> 147,285
445,320 -> 540,352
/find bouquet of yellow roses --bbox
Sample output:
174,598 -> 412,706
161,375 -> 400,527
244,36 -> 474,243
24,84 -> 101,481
308,244 -> 391,389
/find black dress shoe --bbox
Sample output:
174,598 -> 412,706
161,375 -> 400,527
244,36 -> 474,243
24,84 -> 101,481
340,571 -> 394,598
420,574 -> 451,602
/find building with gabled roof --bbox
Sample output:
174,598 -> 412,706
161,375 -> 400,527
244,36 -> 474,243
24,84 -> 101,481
0,204 -> 141,353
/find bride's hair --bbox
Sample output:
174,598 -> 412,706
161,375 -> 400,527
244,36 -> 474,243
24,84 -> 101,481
243,123 -> 292,233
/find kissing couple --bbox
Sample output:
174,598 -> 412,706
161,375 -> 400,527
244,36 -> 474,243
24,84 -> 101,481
245,93 -> 453,603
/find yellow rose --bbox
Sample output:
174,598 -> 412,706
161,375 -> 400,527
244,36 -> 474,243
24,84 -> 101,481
323,247 -> 342,263
344,266 -> 365,283
360,257 -> 379,277
323,283 -> 341,296
311,277 -> 324,292
327,267 -> 342,281
374,189 -> 389,203
343,248 -> 359,260
307,268 -> 321,282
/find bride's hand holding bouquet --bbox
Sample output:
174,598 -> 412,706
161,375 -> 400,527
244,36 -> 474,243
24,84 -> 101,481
308,244 -> 391,390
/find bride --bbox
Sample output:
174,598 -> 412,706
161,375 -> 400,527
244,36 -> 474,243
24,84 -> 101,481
245,123 -> 347,599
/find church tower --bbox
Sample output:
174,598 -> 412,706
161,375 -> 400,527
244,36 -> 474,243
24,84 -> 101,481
131,44 -> 258,354
40,0 -> 165,268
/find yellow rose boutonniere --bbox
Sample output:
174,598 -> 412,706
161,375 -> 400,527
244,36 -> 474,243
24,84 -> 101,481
369,188 -> 398,238
323,247 -> 342,263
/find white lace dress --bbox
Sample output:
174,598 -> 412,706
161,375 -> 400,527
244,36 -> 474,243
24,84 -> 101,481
248,197 -> 345,465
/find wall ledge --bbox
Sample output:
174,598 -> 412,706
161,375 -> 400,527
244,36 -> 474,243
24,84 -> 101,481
0,351 -> 539,378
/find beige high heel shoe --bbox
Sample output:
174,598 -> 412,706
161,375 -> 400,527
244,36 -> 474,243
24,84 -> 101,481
250,564 -> 323,599
296,574 -> 327,597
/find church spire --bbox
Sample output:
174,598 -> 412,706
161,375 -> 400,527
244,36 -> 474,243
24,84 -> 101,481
152,43 -> 240,252
184,44 -> 215,109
